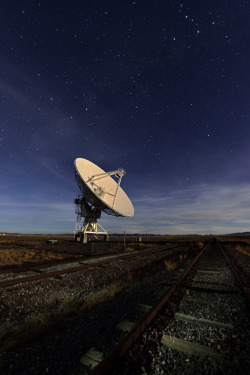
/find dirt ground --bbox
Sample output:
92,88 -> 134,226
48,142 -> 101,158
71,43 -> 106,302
0,234 -> 249,269
0,235 -> 163,268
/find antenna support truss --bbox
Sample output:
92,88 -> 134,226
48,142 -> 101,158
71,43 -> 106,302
87,168 -> 126,209
74,196 -> 109,243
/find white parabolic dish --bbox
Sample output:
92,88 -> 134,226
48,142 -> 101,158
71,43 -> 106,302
74,158 -> 134,217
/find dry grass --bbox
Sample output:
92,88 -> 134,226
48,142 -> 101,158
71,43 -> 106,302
215,235 -> 250,256
235,244 -> 250,256
179,253 -> 187,262
0,235 -> 77,268
0,281 -> 123,352
0,234 -> 195,269
0,313 -> 49,352
0,247 -> 67,267
57,282 -> 123,321
217,235 -> 250,245
0,235 -> 138,268
164,260 -> 177,271
125,247 -> 135,252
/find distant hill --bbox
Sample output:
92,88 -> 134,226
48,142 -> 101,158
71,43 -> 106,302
0,232 -> 21,235
226,232 -> 250,236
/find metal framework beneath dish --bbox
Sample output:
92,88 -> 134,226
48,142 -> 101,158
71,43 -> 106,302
74,158 -> 134,243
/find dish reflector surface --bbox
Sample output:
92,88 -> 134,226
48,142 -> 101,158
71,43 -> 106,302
74,158 -> 134,217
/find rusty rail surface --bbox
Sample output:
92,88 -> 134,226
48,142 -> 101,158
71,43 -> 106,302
90,241 -> 211,375
0,244 -> 186,288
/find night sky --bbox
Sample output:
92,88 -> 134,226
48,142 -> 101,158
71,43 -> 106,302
1,1 -> 250,235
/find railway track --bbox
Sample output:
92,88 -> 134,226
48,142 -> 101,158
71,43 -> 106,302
1,239 -> 248,375
0,244 -> 186,288
87,239 -> 249,375
0,243 -> 199,374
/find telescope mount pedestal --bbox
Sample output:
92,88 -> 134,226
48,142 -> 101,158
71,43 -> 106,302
74,196 -> 109,243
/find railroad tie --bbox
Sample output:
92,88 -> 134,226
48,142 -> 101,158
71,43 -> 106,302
183,295 -> 213,305
190,285 -> 240,294
161,334 -> 231,364
174,312 -> 234,330
116,319 -> 134,332
135,303 -> 152,313
80,348 -> 103,369
196,270 -> 222,274
32,269 -> 44,273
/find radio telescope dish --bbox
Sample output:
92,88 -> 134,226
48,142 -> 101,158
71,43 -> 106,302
74,158 -> 134,242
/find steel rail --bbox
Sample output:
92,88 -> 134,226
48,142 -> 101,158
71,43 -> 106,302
0,244 -> 186,288
90,241 -> 211,375
0,257 -> 96,274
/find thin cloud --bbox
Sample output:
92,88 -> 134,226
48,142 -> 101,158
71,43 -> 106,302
1,183 -> 250,235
